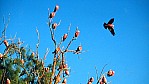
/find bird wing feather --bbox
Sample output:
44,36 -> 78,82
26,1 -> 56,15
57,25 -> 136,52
108,27 -> 115,36
108,18 -> 114,24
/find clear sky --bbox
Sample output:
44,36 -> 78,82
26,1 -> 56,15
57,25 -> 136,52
0,0 -> 149,84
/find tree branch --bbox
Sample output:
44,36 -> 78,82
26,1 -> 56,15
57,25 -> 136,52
36,28 -> 40,59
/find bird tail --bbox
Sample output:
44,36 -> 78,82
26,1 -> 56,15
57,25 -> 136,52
103,23 -> 107,29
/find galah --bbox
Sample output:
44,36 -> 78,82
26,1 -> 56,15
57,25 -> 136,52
103,18 -> 115,36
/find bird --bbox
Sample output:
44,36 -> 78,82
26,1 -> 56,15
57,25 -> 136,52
103,18 -> 115,36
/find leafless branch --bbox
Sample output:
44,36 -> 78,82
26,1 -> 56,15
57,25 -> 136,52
36,28 -> 40,58
0,14 -> 10,46
95,66 -> 99,80
2,14 -> 10,40
67,24 -> 71,34
64,37 -> 75,52
43,48 -> 50,60
100,64 -> 107,77
57,20 -> 61,26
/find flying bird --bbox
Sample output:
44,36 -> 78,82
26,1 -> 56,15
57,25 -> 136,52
103,18 -> 115,36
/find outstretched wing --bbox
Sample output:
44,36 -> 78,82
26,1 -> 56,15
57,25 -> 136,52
108,18 -> 114,24
103,23 -> 107,29
108,27 -> 115,36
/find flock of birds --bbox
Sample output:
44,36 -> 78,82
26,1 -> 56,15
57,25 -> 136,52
103,18 -> 115,36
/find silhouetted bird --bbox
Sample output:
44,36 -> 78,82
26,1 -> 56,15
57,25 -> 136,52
103,18 -> 115,36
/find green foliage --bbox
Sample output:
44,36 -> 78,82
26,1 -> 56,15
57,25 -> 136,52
0,40 -> 53,84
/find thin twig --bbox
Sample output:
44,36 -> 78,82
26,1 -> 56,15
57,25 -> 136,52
95,66 -> 99,80
43,48 -> 50,60
48,8 -> 50,18
64,37 -> 75,52
96,64 -> 108,84
57,20 -> 61,26
36,28 -> 40,59
65,50 -> 76,53
67,24 -> 71,34
100,64 -> 107,77
2,14 -> 10,40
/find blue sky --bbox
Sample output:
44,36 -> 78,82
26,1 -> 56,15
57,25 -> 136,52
0,0 -> 149,84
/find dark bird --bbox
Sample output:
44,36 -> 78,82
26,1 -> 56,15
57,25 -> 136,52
103,18 -> 115,36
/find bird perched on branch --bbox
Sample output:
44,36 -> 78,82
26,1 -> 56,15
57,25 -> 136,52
103,18 -> 115,36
